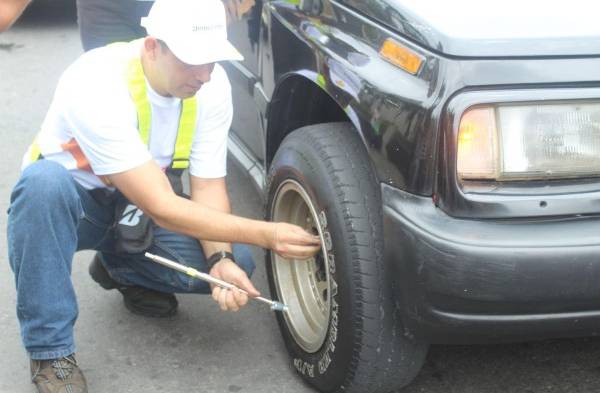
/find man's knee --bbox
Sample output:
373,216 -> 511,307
11,161 -> 78,207
232,244 -> 256,278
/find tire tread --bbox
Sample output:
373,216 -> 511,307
267,122 -> 427,393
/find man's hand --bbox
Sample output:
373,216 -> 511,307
269,222 -> 322,260
209,259 -> 260,312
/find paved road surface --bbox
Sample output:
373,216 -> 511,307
1,2 -> 600,393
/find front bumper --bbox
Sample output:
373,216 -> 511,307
383,184 -> 600,344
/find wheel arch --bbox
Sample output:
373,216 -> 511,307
265,72 -> 367,169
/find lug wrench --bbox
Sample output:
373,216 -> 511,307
144,252 -> 289,313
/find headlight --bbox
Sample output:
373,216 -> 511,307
457,102 -> 600,181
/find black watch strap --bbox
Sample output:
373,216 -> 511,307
206,250 -> 236,271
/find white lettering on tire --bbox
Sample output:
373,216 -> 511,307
293,210 -> 340,378
294,358 -> 315,378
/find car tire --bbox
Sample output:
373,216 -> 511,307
266,122 -> 428,393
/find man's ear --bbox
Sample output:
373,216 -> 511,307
143,37 -> 160,60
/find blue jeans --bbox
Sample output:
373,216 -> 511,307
7,160 -> 256,360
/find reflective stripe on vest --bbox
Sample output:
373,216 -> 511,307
126,57 -> 197,170
29,137 -> 42,162
29,49 -> 198,171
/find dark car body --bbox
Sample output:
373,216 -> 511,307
223,0 -> 600,348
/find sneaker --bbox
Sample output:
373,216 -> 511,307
30,354 -> 87,393
89,253 -> 178,318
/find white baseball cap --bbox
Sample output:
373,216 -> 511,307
141,0 -> 244,65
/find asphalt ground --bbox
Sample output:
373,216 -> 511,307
1,2 -> 600,393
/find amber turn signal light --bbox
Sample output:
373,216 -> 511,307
379,38 -> 424,75
457,107 -> 498,180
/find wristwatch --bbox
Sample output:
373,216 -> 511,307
206,250 -> 236,271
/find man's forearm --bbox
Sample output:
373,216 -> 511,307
108,161 -> 273,250
151,193 -> 272,249
191,178 -> 234,258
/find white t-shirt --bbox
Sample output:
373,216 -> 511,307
22,40 -> 232,190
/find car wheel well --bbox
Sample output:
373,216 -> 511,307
266,75 -> 349,166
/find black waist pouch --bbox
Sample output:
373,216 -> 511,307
113,168 -> 185,254
114,195 -> 153,254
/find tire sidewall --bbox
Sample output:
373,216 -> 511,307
266,133 -> 373,392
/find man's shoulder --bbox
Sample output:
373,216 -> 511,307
210,64 -> 229,86
62,42 -> 136,89
201,64 -> 231,94
56,42 -> 137,109
195,64 -> 231,103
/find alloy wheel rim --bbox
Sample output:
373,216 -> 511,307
271,179 -> 330,353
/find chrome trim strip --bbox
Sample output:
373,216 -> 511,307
228,132 -> 265,192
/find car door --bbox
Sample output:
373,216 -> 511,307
223,0 -> 265,169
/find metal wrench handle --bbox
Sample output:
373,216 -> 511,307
144,252 -> 289,312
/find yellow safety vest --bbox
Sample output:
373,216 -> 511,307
30,53 -> 197,171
